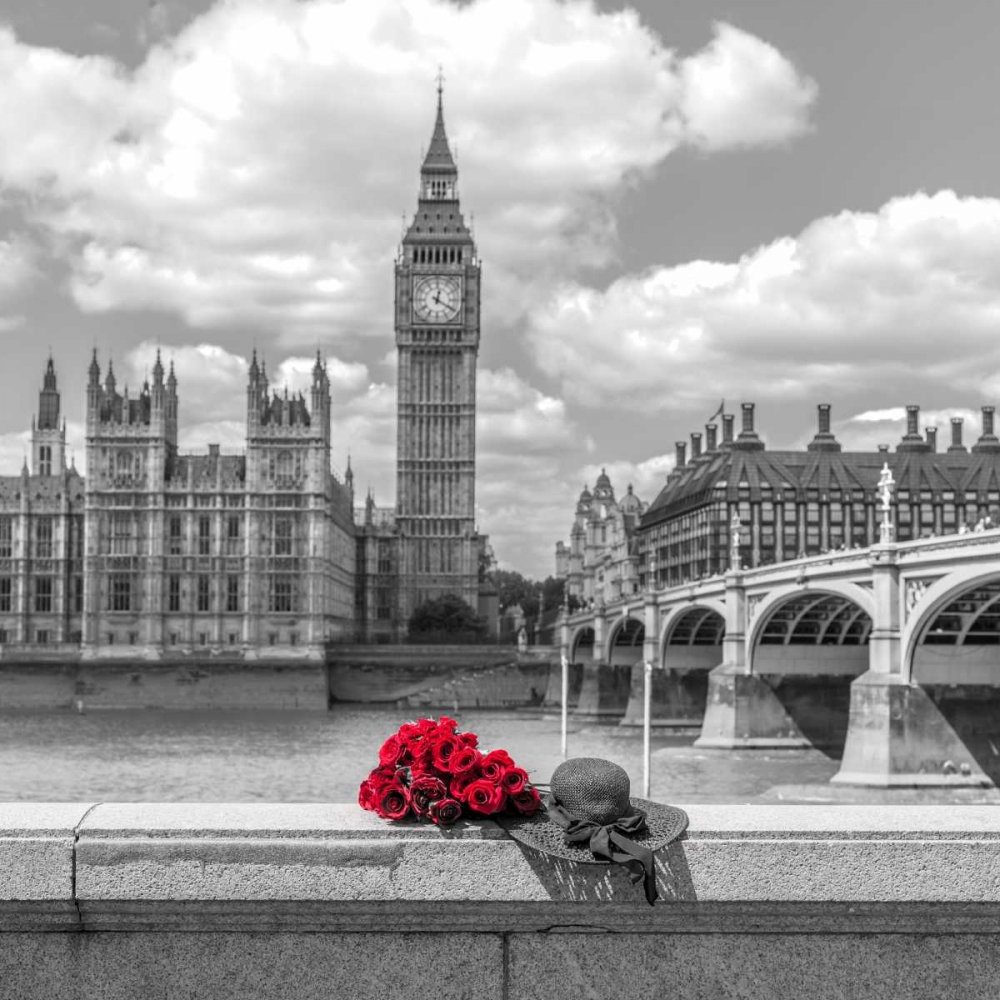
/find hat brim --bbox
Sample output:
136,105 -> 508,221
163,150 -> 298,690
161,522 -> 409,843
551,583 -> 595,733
498,797 -> 688,864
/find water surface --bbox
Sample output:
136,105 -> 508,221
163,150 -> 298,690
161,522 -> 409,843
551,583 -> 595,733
2,706 -> 994,804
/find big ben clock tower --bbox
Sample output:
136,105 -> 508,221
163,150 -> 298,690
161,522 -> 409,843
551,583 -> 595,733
394,79 -> 482,627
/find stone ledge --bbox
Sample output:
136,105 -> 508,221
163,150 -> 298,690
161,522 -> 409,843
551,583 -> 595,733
4,803 -> 1000,934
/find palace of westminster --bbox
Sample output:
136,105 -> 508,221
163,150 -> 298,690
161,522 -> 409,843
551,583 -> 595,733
0,88 -> 487,659
6,88 -> 1000,665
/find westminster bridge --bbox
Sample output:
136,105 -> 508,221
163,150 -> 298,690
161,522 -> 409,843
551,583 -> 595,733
557,528 -> 1000,787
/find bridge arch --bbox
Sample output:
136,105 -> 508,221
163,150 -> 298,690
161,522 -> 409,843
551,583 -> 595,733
746,582 -> 875,676
605,615 -> 645,666
569,625 -> 595,663
659,601 -> 726,672
903,568 -> 1000,684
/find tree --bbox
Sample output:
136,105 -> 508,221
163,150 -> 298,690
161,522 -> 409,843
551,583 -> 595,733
407,593 -> 487,642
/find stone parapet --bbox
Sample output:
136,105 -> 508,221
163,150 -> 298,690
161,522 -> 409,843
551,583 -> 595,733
3,803 -> 1000,997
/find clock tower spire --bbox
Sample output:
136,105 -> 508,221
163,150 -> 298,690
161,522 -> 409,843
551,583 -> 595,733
393,78 -> 483,633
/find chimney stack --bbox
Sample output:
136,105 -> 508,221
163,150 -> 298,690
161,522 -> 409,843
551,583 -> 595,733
877,444 -> 889,454
705,423 -> 718,451
690,431 -> 702,460
897,404 -> 929,452
722,413 -> 735,447
926,426 -> 937,452
675,441 -> 686,468
973,405 -> 1000,453
734,402 -> 764,450
808,402 -> 841,452
949,417 -> 966,452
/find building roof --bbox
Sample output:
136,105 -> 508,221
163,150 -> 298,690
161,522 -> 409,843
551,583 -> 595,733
643,406 -> 1000,528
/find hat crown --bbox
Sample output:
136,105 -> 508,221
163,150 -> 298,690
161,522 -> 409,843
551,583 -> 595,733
550,757 -> 631,826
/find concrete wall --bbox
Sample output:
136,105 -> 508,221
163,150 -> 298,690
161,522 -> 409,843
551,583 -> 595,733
0,661 -> 327,710
4,802 -> 1000,999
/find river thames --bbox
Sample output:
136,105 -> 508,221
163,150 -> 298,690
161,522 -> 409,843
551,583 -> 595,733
4,705 -> 999,804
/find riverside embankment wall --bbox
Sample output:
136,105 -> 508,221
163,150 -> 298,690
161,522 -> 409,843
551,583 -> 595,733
3,803 -> 1000,999
0,661 -> 328,710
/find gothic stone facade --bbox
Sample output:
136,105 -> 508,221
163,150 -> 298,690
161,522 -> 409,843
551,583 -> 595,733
0,353 -> 356,661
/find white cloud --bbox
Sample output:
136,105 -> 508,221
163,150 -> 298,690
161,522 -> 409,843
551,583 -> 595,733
679,23 -> 816,150
526,191 -> 1000,412
0,3 -> 815,343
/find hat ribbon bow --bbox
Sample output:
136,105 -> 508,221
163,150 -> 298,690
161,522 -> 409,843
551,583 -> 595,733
547,801 -> 658,905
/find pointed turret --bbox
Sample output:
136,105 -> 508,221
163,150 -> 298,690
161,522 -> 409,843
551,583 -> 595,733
88,348 -> 100,387
421,75 -> 457,174
152,348 -> 164,385
167,359 -> 177,392
105,359 -> 116,394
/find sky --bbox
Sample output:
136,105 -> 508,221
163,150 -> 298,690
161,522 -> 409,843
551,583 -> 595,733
2,0 -> 1000,579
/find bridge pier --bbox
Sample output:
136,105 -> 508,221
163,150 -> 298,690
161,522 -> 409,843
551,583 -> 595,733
694,663 -> 812,748
541,659 -> 583,710
831,672 -> 993,787
619,663 -> 708,727
572,661 -> 632,720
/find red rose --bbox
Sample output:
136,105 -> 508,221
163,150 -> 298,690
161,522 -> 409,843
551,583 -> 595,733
437,715 -> 459,733
511,786 -> 542,815
428,797 -> 463,826
458,731 -> 478,748
430,733 -> 460,771
465,778 -> 506,815
410,738 -> 434,767
378,734 -> 410,768
409,774 -> 448,816
378,781 -> 411,821
501,767 -> 528,795
450,746 -> 482,776
449,772 -> 477,802
481,748 -> 514,782
398,722 -> 423,741
358,779 -> 376,811
366,766 -> 397,793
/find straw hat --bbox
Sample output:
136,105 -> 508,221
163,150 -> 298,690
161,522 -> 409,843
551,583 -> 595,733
499,757 -> 688,905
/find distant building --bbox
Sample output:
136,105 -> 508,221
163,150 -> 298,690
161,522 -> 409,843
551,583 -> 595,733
0,352 -> 356,660
558,403 -> 1000,595
555,469 -> 646,607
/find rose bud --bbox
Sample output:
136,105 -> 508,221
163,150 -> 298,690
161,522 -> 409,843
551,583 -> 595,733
409,774 -> 448,817
512,786 -> 543,816
428,797 -> 463,826
450,746 -> 482,776
464,778 -> 506,815
437,716 -> 459,733
501,767 -> 528,795
378,781 -> 411,821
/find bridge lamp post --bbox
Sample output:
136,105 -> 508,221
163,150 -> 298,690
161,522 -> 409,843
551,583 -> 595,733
642,553 -> 659,796
560,650 -> 569,760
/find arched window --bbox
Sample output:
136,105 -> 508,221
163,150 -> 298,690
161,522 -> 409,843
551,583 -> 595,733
276,451 -> 293,480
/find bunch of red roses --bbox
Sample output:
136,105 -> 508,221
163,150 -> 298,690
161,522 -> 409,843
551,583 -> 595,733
358,716 -> 543,826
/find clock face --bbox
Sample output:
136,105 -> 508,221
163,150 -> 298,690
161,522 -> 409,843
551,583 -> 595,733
413,275 -> 462,323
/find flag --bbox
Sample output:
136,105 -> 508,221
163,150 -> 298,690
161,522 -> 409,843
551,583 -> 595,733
707,399 -> 725,423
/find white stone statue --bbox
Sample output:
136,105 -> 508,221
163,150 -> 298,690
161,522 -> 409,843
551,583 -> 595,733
730,511 -> 742,570
877,462 -> 895,543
